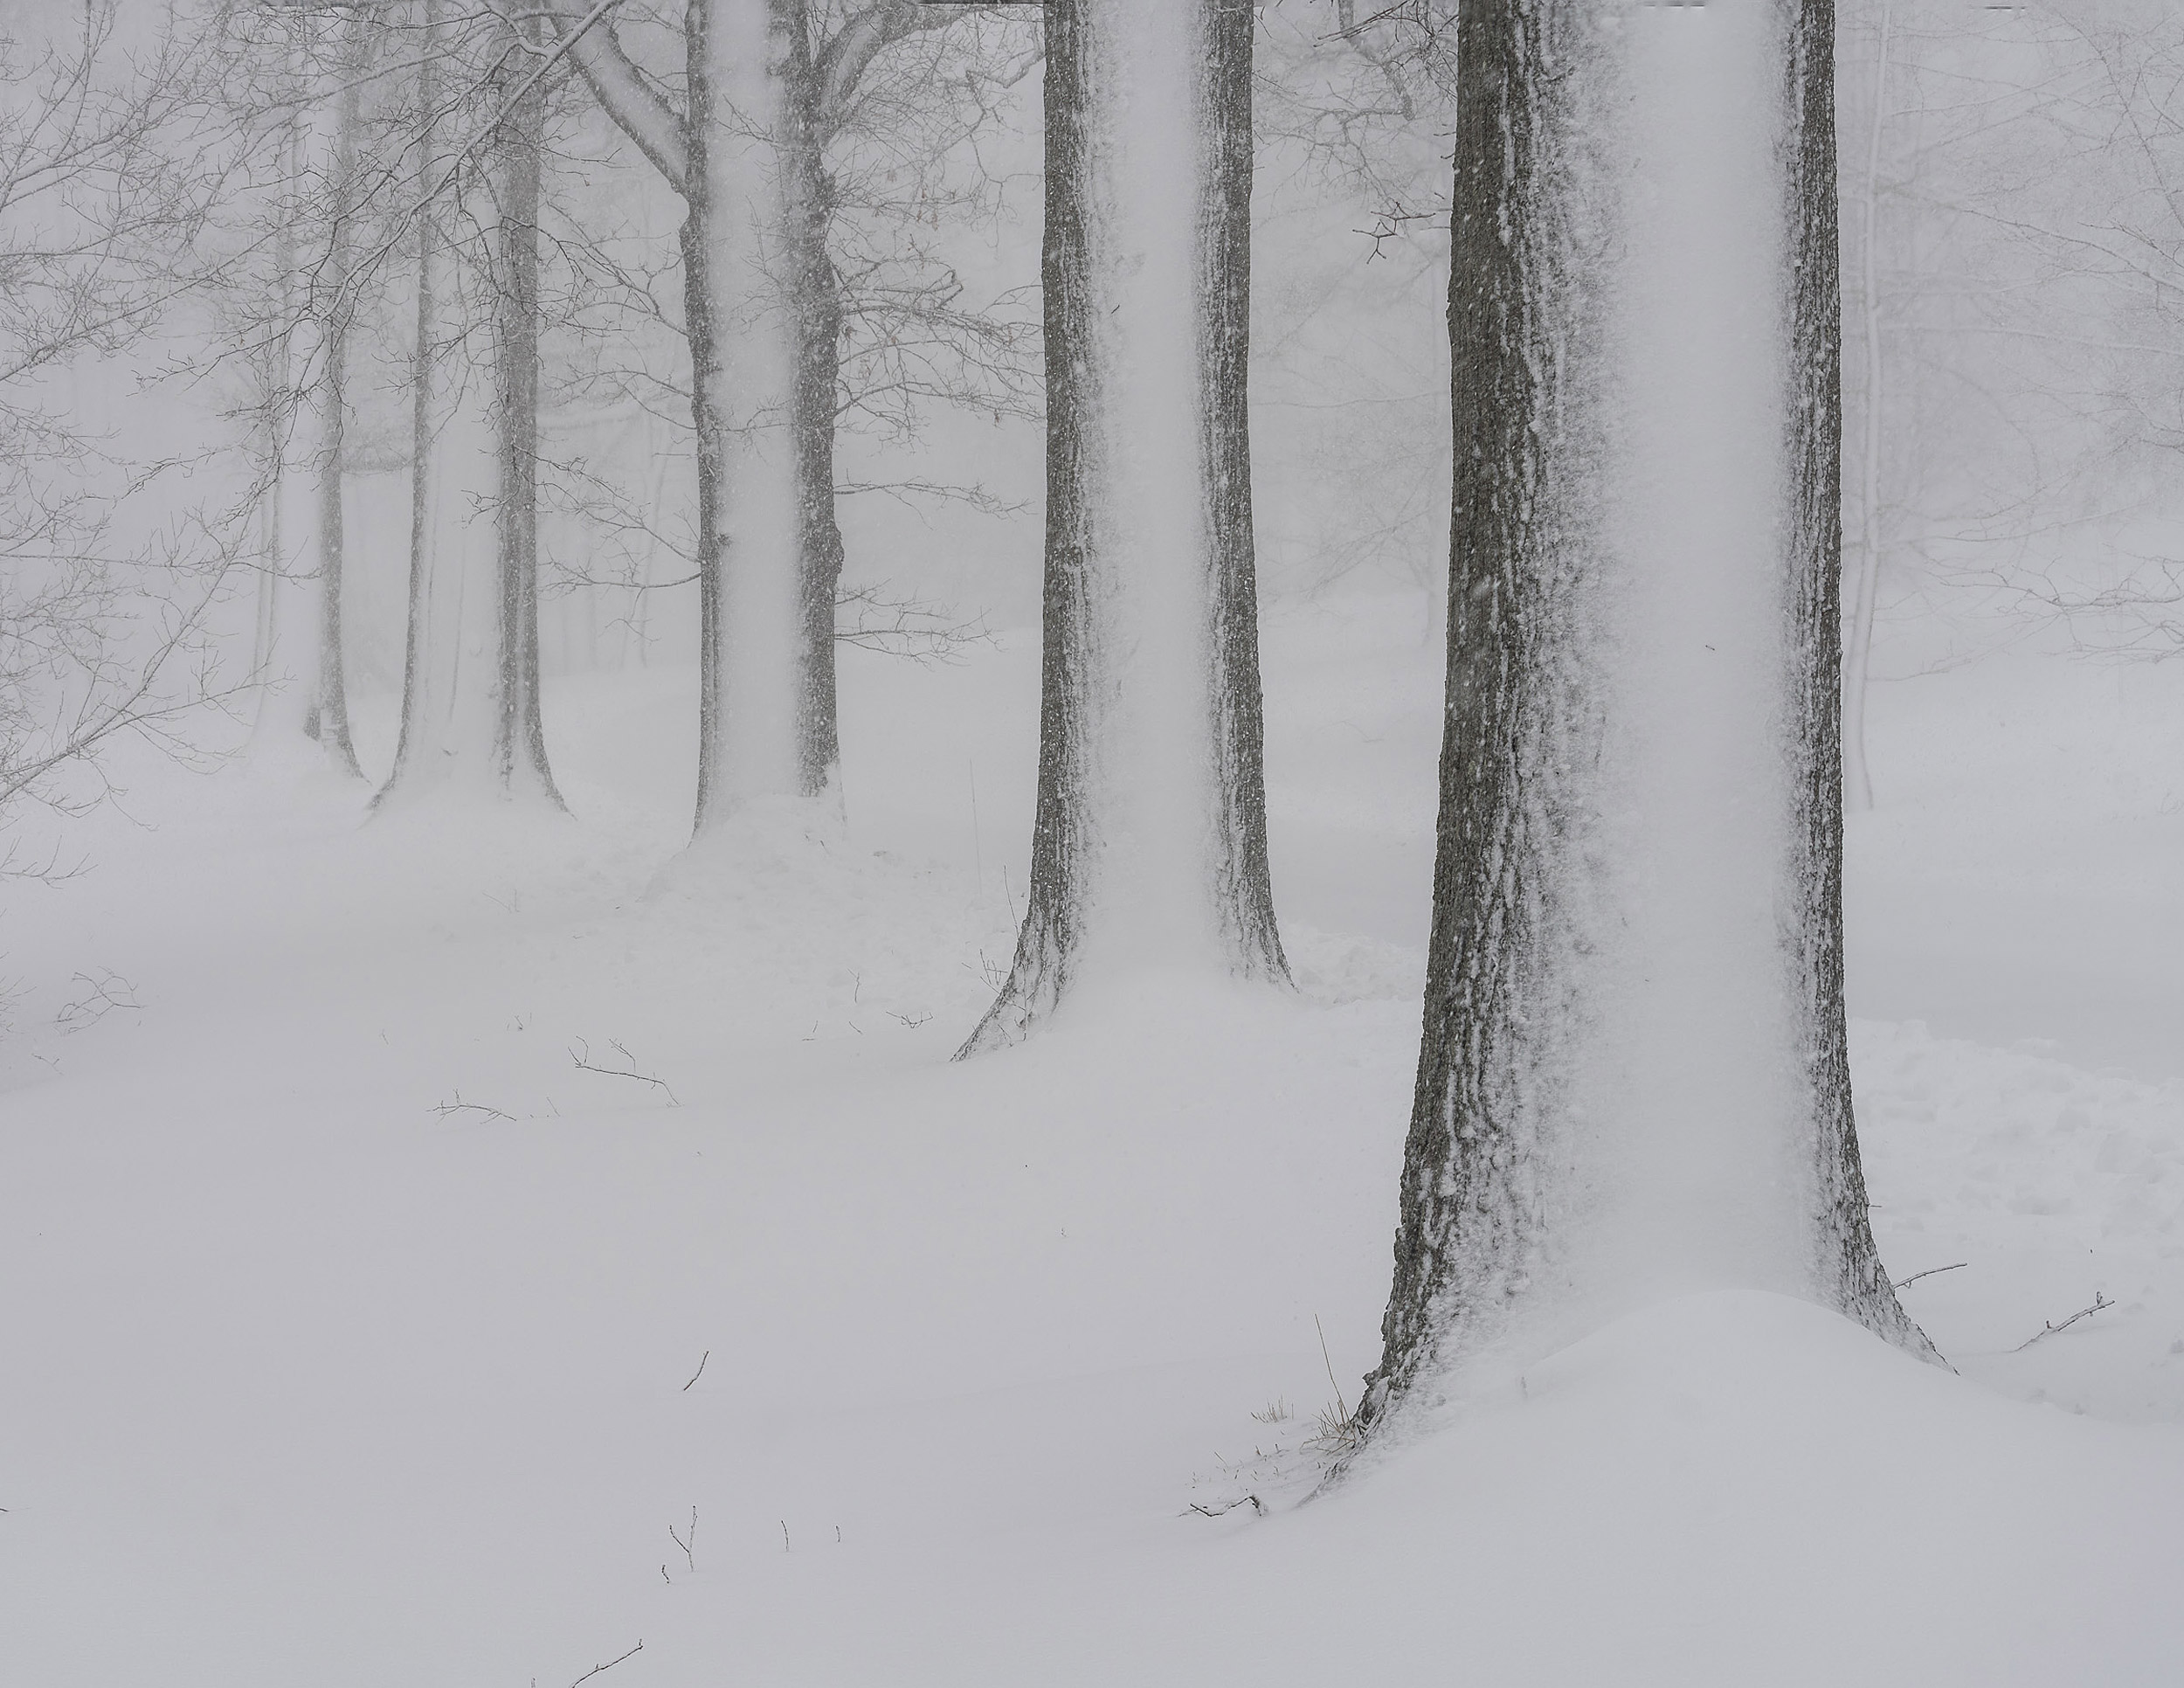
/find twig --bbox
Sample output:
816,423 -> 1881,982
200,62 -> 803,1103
2015,1292 -> 2115,1352
570,1038 -> 679,1104
1894,1262 -> 1968,1290
681,1350 -> 708,1391
668,1505 -> 695,1572
1314,1313 -> 1351,1424
1185,1495 -> 1265,1519
567,1642 -> 641,1688
780,1519 -> 791,1553
430,1091 -> 514,1123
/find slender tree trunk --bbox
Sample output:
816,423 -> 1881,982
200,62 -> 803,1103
1784,0 -> 1927,1352
785,72 -> 846,800
310,15 -> 364,777
1199,0 -> 1283,985
491,34 -> 563,805
1843,0 -> 1893,813
1355,0 -> 1928,1442
957,0 -> 1284,1058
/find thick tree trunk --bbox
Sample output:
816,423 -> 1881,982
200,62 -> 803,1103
378,2 -> 504,808
1356,0 -> 1928,1441
686,0 -> 811,835
490,43 -> 563,806
957,0 -> 1285,1058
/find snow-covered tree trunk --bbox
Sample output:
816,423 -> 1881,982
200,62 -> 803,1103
259,28 -> 360,777
378,3 -> 504,808
1356,0 -> 1929,1440
557,0 -> 973,833
1842,0 -> 1893,813
784,71 -> 846,800
957,0 -> 1285,1058
489,38 -> 563,806
683,0 -> 813,833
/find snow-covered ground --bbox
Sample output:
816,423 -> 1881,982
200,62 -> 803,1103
3,592 -> 2180,1685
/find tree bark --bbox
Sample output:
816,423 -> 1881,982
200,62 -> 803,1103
491,34 -> 563,806
1355,0 -> 1929,1442
957,0 -> 1285,1058
1783,0 -> 1928,1352
309,11 -> 363,777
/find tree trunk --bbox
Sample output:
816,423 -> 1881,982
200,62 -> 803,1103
957,0 -> 1285,1058
686,0 -> 811,834
377,1 -> 503,808
1356,0 -> 1928,1441
1843,0 -> 1893,813
785,72 -> 846,801
310,15 -> 363,777
491,36 -> 563,806
1784,0 -> 1929,1352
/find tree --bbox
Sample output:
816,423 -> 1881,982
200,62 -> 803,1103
956,0 -> 1284,1056
549,0 -> 1001,833
1353,0 -> 1930,1440
251,1 -> 365,776
377,0 -> 563,808
1,0 -> 244,853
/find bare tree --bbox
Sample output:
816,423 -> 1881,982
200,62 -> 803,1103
1352,0 -> 1930,1446
548,0 -> 1026,833
957,0 -> 1286,1056
0,1 -> 248,847
376,0 -> 564,807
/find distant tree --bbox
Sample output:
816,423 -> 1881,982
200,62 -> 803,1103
957,0 -> 1285,1055
248,1 -> 366,776
548,0 -> 1026,832
1352,0 -> 1930,1442
377,0 -> 563,808
0,0 -> 244,854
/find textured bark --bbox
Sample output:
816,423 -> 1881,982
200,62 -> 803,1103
309,17 -> 363,778
1356,0 -> 1930,1442
490,35 -> 563,806
1356,0 -> 1606,1425
1781,0 -> 1930,1355
680,0 -> 729,831
957,0 -> 1285,1058
1199,0 -> 1285,984
785,66 -> 846,799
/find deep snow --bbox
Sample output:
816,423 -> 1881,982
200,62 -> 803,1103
2,592 -> 2181,1685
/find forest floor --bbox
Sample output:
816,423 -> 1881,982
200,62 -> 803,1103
3,591 -> 2181,1686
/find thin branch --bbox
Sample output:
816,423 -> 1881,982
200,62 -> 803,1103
2014,1292 -> 2116,1352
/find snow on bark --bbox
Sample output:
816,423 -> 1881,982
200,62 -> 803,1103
687,2 -> 820,834
957,0 -> 1285,1058
1358,0 -> 1928,1440
256,38 -> 359,778
378,11 -> 534,812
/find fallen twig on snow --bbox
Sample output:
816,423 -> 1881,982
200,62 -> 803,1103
1185,1495 -> 1266,1519
565,1642 -> 641,1687
669,1505 -> 695,1571
2015,1292 -> 2115,1352
570,1038 -> 678,1104
430,1091 -> 515,1123
1894,1262 -> 1968,1290
681,1350 -> 708,1391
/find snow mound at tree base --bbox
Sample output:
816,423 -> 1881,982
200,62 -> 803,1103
812,1290 -> 2182,1688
